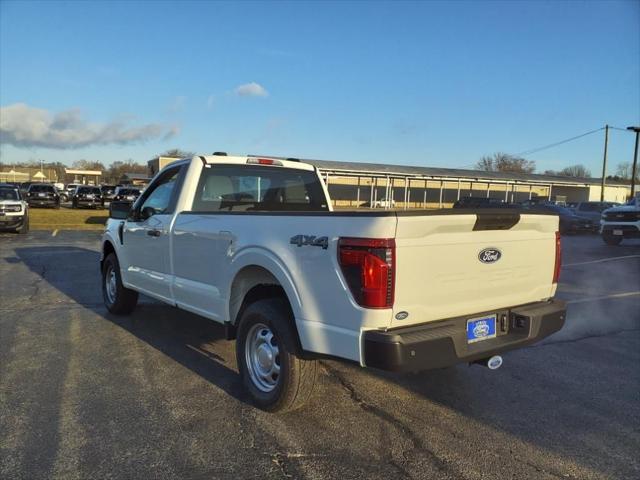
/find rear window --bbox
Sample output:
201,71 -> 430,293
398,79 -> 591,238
192,165 -> 328,212
29,184 -> 55,193
118,188 -> 139,195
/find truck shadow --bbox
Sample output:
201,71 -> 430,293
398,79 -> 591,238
13,245 -> 637,479
14,245 -> 248,405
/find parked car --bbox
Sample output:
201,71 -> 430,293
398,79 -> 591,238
112,186 -> 141,202
26,183 -> 60,208
72,186 -> 104,209
101,154 -> 566,412
19,181 -> 34,195
521,203 -> 596,234
570,201 -> 620,223
600,196 -> 640,245
100,185 -> 117,202
0,183 -> 29,233
58,183 -> 81,202
453,197 -> 518,208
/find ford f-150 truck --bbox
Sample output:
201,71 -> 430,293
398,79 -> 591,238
101,154 -> 566,412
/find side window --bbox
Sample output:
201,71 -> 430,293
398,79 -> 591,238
139,167 -> 181,218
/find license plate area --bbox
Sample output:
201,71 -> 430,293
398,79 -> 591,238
613,229 -> 623,236
467,314 -> 497,344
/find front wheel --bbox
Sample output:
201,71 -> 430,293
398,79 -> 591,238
236,298 -> 317,413
17,217 -> 29,234
102,253 -> 138,314
602,233 -> 623,245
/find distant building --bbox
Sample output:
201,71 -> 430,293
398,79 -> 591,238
148,156 -> 182,176
64,168 -> 102,185
119,172 -> 152,186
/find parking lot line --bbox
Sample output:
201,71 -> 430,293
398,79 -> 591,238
563,255 -> 640,267
52,229 -> 58,237
566,291 -> 640,304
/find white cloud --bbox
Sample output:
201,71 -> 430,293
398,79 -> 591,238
206,94 -> 216,109
234,82 -> 269,97
0,103 -> 178,149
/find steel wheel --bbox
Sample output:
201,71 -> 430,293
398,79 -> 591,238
105,265 -> 117,305
245,323 -> 281,392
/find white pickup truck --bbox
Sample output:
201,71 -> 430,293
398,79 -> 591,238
600,195 -> 640,245
101,154 -> 566,412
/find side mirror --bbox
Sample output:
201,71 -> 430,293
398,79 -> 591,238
109,201 -> 132,220
140,206 -> 157,220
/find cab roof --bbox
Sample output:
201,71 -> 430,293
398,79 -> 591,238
197,154 -> 316,172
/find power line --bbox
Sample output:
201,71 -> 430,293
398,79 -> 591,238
515,127 -> 605,156
453,125 -> 633,169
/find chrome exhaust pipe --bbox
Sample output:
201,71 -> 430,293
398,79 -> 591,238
472,355 -> 503,370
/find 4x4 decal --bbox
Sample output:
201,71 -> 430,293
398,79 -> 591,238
290,235 -> 329,250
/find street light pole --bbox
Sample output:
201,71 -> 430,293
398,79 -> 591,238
627,126 -> 640,198
600,125 -> 609,201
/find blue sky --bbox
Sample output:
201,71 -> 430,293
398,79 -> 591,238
1,0 -> 638,176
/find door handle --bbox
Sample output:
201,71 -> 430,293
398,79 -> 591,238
147,229 -> 162,237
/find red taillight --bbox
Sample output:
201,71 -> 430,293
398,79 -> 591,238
246,158 -> 282,166
338,238 -> 395,308
553,231 -> 562,283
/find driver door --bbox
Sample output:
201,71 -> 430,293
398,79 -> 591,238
122,166 -> 183,301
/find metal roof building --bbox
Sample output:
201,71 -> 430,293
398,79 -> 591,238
300,159 -> 631,208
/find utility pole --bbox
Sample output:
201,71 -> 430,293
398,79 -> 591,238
600,125 -> 609,201
627,126 -> 640,198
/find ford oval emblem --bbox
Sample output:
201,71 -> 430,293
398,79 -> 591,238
395,311 -> 409,320
478,248 -> 501,264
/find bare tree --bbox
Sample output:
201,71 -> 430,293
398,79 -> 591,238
616,162 -> 632,179
156,148 -> 194,159
72,159 -> 106,172
557,164 -> 591,178
476,152 -> 536,173
105,159 -> 147,184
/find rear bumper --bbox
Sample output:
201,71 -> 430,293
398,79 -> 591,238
76,199 -> 103,207
28,199 -> 58,207
363,299 -> 566,372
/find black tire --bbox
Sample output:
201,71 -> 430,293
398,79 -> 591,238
236,298 -> 317,413
102,253 -> 138,314
602,233 -> 623,245
72,200 -> 77,209
17,217 -> 29,234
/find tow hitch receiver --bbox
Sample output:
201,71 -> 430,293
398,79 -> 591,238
472,355 -> 503,370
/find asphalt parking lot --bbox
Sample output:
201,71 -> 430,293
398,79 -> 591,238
1,231 -> 639,480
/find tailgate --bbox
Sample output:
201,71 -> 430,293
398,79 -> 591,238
391,211 -> 558,328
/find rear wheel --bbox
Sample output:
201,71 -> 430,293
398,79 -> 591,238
602,233 -> 623,245
236,298 -> 317,413
102,253 -> 138,314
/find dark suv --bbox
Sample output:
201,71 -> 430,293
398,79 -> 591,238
113,187 -> 141,203
26,184 -> 60,208
100,185 -> 117,202
72,186 -> 104,209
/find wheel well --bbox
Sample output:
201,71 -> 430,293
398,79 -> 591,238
101,241 -> 115,271
228,266 -> 299,349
